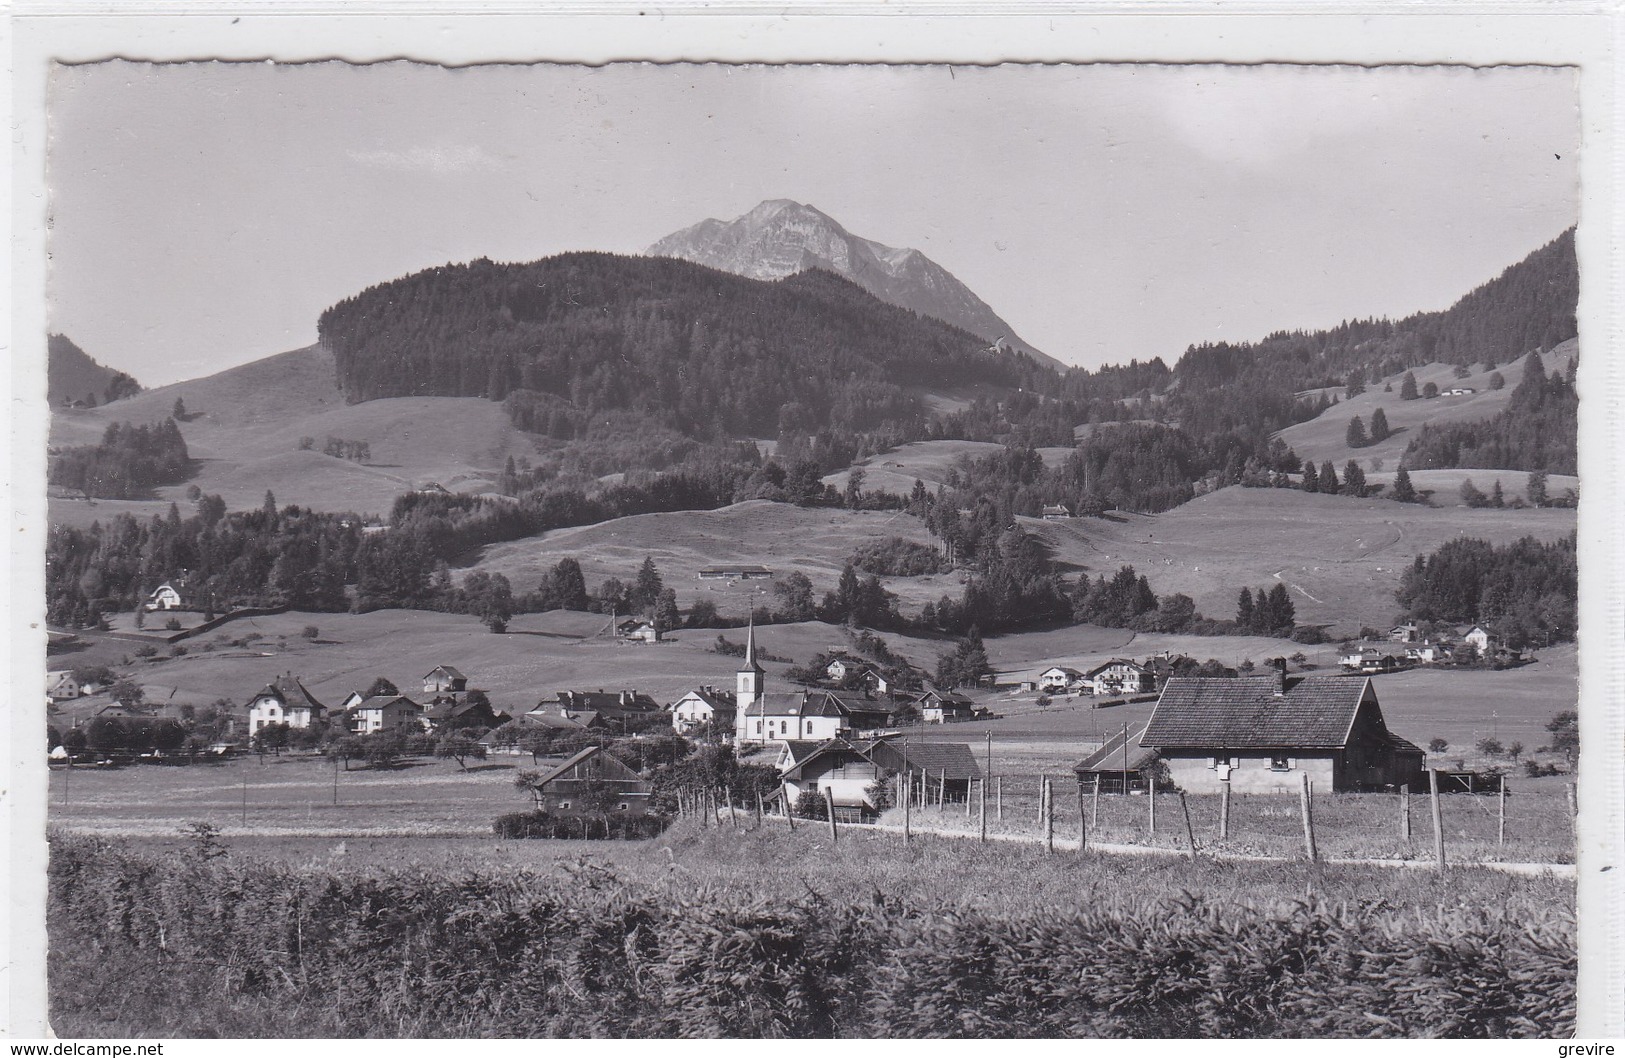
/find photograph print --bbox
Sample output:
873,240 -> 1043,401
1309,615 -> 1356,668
33,56 -> 1588,1038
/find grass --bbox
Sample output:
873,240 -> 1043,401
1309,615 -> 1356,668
819,438 -> 1074,496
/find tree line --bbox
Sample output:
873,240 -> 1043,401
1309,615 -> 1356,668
49,419 -> 191,500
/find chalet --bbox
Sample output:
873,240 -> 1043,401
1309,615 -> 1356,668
46,671 -> 83,702
247,673 -> 327,733
1038,666 -> 1084,693
1389,623 -> 1420,643
541,690 -> 661,721
424,695 -> 509,732
668,686 -> 737,735
522,745 -> 654,818
1405,641 -> 1452,664
1072,722 -> 1162,794
914,689 -> 976,724
775,740 -> 825,771
346,694 -> 426,735
145,581 -> 193,612
1040,504 -> 1072,520
616,618 -> 661,643
1140,662 -> 1426,794
1086,659 -> 1155,696
825,657 -> 889,695
422,666 -> 468,695
825,656 -> 855,681
696,564 -> 774,581
1460,625 -> 1495,654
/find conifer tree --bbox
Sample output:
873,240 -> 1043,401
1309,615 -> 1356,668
1345,416 -> 1368,448
1392,466 -> 1417,503
1369,407 -> 1389,442
1319,461 -> 1338,492
1400,371 -> 1419,400
1236,587 -> 1255,627
1526,469 -> 1548,508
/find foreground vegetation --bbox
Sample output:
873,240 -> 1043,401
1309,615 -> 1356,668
48,825 -> 1572,1038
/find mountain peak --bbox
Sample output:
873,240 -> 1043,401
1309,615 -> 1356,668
646,202 -> 1062,371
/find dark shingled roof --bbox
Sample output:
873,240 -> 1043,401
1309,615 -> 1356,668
1142,675 -> 1373,750
865,737 -> 983,780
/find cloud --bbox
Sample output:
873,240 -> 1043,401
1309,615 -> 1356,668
346,144 -> 503,175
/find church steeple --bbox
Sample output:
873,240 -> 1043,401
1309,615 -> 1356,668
743,611 -> 762,672
736,611 -> 766,739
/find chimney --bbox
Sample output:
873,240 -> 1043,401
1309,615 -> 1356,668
1274,657 -> 1288,697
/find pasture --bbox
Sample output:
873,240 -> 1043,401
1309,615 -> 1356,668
1276,341 -> 1576,469
819,438 -> 1076,495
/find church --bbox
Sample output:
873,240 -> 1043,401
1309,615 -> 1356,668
732,619 -> 891,746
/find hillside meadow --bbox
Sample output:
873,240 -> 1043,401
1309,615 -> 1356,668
1277,341 -> 1576,470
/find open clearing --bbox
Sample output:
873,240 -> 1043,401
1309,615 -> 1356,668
1276,341 -> 1576,470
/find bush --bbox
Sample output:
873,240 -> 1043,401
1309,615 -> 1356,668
492,810 -> 668,840
164,617 -> 183,631
302,625 -> 319,640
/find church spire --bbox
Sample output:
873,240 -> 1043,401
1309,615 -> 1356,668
744,610 -> 762,671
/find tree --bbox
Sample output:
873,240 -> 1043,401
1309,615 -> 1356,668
1459,477 -> 1488,508
545,558 -> 589,612
773,571 -> 817,622
1236,587 -> 1255,628
1318,461 -> 1338,493
1300,463 -> 1319,493
109,678 -> 144,706
1491,479 -> 1505,508
1264,582 -> 1295,633
653,587 -> 681,634
1345,416 -> 1368,449
172,397 -> 187,420
1526,469 -> 1549,508
843,467 -> 866,510
1489,371 -> 1505,390
1392,466 -> 1417,503
1369,407 -> 1389,442
935,628 -> 991,689
1546,711 -> 1578,765
1475,737 -> 1505,758
435,733 -> 487,770
1428,737 -> 1449,755
1422,381 -> 1439,399
632,556 -> 664,613
1341,461 -> 1366,497
1400,371 -> 1419,400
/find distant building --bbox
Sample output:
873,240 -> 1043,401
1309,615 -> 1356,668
696,564 -> 774,581
46,670 -> 83,702
347,695 -> 426,735
247,673 -> 327,733
668,686 -> 737,736
1085,659 -> 1155,696
522,746 -> 654,818
1039,504 -> 1072,520
1073,722 -> 1161,794
145,580 -> 194,612
421,666 -> 468,695
616,618 -> 661,643
777,734 -> 982,817
1037,666 -> 1083,693
914,689 -> 976,724
1404,641 -> 1452,664
1140,662 -> 1425,794
1388,623 -> 1420,643
1460,625 -> 1496,654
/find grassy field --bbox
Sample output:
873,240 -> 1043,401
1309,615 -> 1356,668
819,438 -> 1075,495
1277,341 -> 1577,470
47,344 -> 541,528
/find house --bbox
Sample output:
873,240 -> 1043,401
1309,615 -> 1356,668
1460,625 -> 1495,654
1339,646 -> 1383,670
696,564 -> 774,581
1040,504 -> 1072,520
145,581 -> 193,612
1388,623 -> 1420,643
616,618 -> 662,643
540,690 -> 661,721
668,686 -> 737,736
1086,659 -> 1155,696
421,665 -> 468,695
346,694 -> 426,735
1072,722 -> 1162,794
1038,666 -> 1084,693
825,657 -> 890,694
46,671 -> 83,702
417,482 -> 451,495
525,710 -> 607,733
865,735 -> 983,803
1139,661 -> 1426,794
914,689 -> 976,724
247,673 -> 327,733
1358,653 -> 1405,675
777,736 -> 982,819
1405,641 -> 1452,664
424,695 -> 508,733
521,745 -> 654,817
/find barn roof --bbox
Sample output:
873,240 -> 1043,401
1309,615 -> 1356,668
346,694 -> 421,715
1074,723 -> 1160,774
532,745 -> 645,787
424,665 -> 466,681
1142,676 -> 1373,750
865,736 -> 983,780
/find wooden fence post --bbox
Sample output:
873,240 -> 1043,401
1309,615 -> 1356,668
1148,778 -> 1156,837
965,775 -> 973,818
1091,775 -> 1100,828
725,786 -> 738,827
824,787 -> 838,842
1179,792 -> 1198,860
1497,775 -> 1506,846
756,790 -> 765,828
1400,783 -> 1411,842
903,773 -> 911,842
979,776 -> 987,843
1299,773 -> 1318,863
1218,778 -> 1231,841
996,775 -> 1003,821
1429,767 -> 1445,871
938,770 -> 946,809
782,785 -> 795,830
1077,781 -> 1087,852
1043,777 -> 1054,852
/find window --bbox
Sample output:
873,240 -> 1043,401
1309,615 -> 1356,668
1270,754 -> 1290,771
617,803 -> 629,811
559,801 -> 571,810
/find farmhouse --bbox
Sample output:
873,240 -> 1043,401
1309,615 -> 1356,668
145,580 -> 194,612
1040,504 -> 1072,520
542,689 -> 660,721
1086,659 -> 1155,696
1140,662 -> 1426,794
1460,625 -> 1497,654
1389,623 -> 1420,643
247,673 -> 328,733
422,665 -> 468,695
523,745 -> 654,817
914,688 -> 976,724
1072,723 -> 1161,794
866,735 -> 982,802
616,618 -> 661,643
46,670 -> 83,702
668,686 -> 737,735
346,694 -> 426,735
777,736 -> 982,818
1358,653 -> 1405,675
1038,666 -> 1083,693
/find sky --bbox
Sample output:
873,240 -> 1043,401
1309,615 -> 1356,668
47,60 -> 1579,386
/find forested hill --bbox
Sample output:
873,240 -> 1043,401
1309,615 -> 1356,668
1163,227 -> 1577,398
318,253 -> 1057,438
48,334 -> 142,408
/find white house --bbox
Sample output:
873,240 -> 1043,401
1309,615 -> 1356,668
1461,625 -> 1495,654
145,581 -> 192,611
668,686 -> 736,735
1405,641 -> 1452,664
422,665 -> 468,695
1037,666 -> 1083,693
1340,646 -> 1383,670
914,689 -> 975,724
247,673 -> 328,733
46,671 -> 82,702
1040,504 -> 1072,520
825,656 -> 855,681
1086,659 -> 1155,696
617,618 -> 661,643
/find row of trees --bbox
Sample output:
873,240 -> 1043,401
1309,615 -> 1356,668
48,419 -> 191,500
1395,532 -> 1577,647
